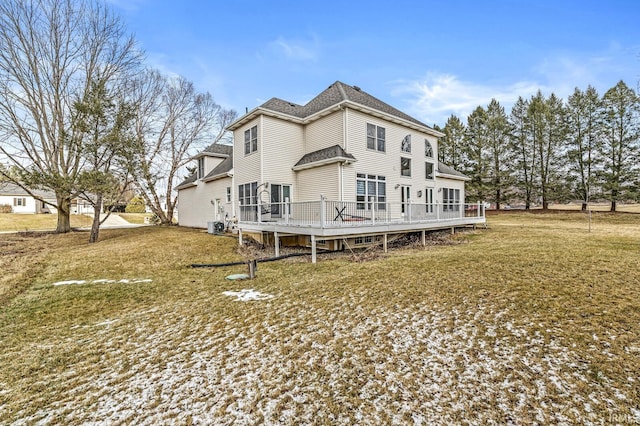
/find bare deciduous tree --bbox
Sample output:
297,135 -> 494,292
0,0 -> 142,232
128,69 -> 237,225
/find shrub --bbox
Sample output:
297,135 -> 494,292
125,196 -> 146,213
0,204 -> 12,213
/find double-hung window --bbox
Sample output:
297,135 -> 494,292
244,125 -> 258,155
366,123 -> 385,152
13,197 -> 26,207
357,174 -> 386,210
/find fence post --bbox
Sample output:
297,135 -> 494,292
320,195 -> 325,229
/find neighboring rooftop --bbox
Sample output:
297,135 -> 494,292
0,182 -> 56,198
196,143 -> 233,158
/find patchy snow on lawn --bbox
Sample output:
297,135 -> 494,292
52,278 -> 152,286
222,288 -> 274,301
3,297 -> 634,425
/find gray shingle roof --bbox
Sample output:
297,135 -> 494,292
293,145 -> 356,169
200,143 -> 233,157
0,182 -> 56,198
203,155 -> 233,181
254,81 -> 434,130
175,173 -> 197,189
437,161 -> 469,179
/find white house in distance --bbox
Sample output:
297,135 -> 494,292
179,81 -> 485,262
176,143 -> 234,229
0,182 -> 56,214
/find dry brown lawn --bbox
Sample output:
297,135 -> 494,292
0,213 -> 639,424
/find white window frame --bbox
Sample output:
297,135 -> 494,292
401,157 -> 411,177
244,125 -> 258,155
366,123 -> 386,152
197,157 -> 205,179
425,139 -> 433,158
401,135 -> 411,153
356,173 -> 386,210
425,161 -> 434,180
226,186 -> 231,203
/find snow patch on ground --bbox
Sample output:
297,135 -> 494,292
222,289 -> 274,301
52,278 -> 152,286
3,300 -> 633,424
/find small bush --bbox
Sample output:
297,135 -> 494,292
0,204 -> 12,213
125,195 -> 146,213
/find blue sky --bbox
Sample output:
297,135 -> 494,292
108,0 -> 640,126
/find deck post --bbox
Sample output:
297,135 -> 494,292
285,197 -> 290,224
436,203 -> 440,221
421,230 -> 426,246
383,233 -> 388,252
238,229 -> 243,246
274,231 -> 280,257
311,235 -> 317,264
320,195 -> 325,229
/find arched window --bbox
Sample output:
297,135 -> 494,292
424,139 -> 433,157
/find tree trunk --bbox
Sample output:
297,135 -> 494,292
89,194 -> 103,243
495,188 -> 501,210
581,202 -> 587,211
610,200 -> 617,212
56,194 -> 72,233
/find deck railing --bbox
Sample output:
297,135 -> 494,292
238,196 -> 485,228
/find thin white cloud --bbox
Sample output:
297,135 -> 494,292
266,35 -> 320,62
391,73 -> 543,126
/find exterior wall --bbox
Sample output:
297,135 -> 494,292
296,163 -> 340,201
177,176 -> 233,228
0,195 -> 38,213
305,110 -> 344,153
435,177 -> 466,203
343,109 -> 441,217
261,116 -> 304,201
233,117 -> 262,190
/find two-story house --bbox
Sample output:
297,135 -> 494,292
225,81 -> 485,262
176,143 -> 234,229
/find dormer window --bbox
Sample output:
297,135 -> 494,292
197,157 -> 205,179
401,135 -> 411,153
425,140 -> 433,158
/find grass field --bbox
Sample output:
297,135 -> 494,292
0,213 -> 153,232
0,212 -> 639,424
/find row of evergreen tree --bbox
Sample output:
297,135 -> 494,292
434,80 -> 640,211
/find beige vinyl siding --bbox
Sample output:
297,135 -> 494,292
233,118 -> 261,188
305,110 -> 344,153
261,116 -> 304,199
177,176 -> 232,228
345,109 -> 440,217
436,177 -> 466,203
296,164 -> 340,201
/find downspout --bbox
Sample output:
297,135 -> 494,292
260,115 -> 265,185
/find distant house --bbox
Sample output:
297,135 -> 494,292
0,182 -> 97,215
175,143 -> 234,228
179,81 -> 485,262
0,182 -> 56,214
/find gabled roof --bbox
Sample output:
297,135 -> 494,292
0,182 -> 56,198
176,144 -> 234,190
292,145 -> 357,171
193,143 -> 233,159
203,155 -> 233,182
437,162 -> 470,181
228,81 -> 443,137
